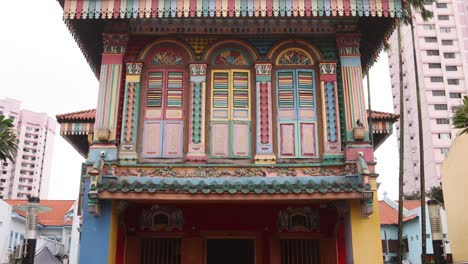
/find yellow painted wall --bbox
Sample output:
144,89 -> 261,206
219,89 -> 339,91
108,201 -> 118,264
442,134 -> 468,263
349,178 -> 383,264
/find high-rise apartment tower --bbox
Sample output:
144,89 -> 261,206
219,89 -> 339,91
0,98 -> 56,199
388,0 -> 468,194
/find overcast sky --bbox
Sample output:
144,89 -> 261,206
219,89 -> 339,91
0,1 -> 398,200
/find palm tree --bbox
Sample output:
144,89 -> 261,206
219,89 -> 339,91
0,115 -> 18,162
396,1 -> 432,263
453,96 -> 468,135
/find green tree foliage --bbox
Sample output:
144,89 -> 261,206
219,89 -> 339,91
453,97 -> 468,135
0,115 -> 18,162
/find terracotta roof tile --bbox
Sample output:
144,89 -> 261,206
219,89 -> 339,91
403,200 -> 421,210
56,109 -> 95,123
368,110 -> 400,121
5,200 -> 75,226
379,201 -> 417,225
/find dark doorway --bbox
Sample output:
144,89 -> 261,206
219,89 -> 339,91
207,239 -> 255,264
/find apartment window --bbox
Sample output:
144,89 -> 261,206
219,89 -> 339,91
442,40 -> 454,46
438,15 -> 450,20
427,50 -> 440,56
440,27 -> 452,33
448,79 -> 459,85
415,177 -> 419,181
446,65 -> 457,71
438,133 -> 451,139
434,104 -> 448,110
423,24 -> 435,30
425,37 -> 437,43
450,92 -> 462,99
430,76 -> 444,82
436,118 -> 450,124
432,90 -> 446,96
440,148 -> 450,155
428,63 -> 442,68
2,171 -> 6,174
436,3 -> 447,8
444,53 -> 456,59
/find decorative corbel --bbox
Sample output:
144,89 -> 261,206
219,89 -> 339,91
88,157 -> 104,216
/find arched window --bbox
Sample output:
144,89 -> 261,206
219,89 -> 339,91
274,48 -> 318,158
208,47 -> 253,159
141,44 -> 189,158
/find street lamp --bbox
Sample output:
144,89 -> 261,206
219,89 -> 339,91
13,197 -> 51,264
427,200 -> 444,264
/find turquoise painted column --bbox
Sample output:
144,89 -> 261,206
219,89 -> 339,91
186,64 -> 208,163
319,61 -> 343,160
254,63 -> 276,164
119,62 -> 142,161
79,178 -> 114,264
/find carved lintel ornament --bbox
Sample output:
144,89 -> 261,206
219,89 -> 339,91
103,33 -> 129,54
336,35 -> 360,56
255,63 -> 272,75
190,64 -> 207,76
140,205 -> 184,231
319,62 -> 337,75
126,63 -> 143,75
278,207 -> 320,232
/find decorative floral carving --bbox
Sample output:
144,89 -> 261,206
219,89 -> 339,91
267,167 -> 297,176
277,49 -> 312,65
278,207 -> 320,232
151,49 -> 183,65
110,165 -> 358,177
214,50 -> 249,66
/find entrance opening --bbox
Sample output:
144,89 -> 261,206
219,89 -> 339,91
140,238 -> 181,264
207,239 -> 255,264
280,239 -> 320,264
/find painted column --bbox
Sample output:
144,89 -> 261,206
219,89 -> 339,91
119,62 -> 142,161
89,33 -> 128,164
186,64 -> 207,163
79,178 -> 116,264
348,178 -> 383,264
93,33 -> 128,143
254,63 -> 276,164
319,61 -> 343,159
337,34 -> 374,163
336,35 -> 369,143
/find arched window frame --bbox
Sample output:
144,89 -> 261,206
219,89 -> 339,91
138,40 -> 194,160
204,42 -> 257,159
270,43 -> 322,159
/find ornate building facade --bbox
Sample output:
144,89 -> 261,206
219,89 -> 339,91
56,1 -> 401,263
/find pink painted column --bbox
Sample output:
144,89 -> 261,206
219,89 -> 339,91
186,64 -> 207,163
254,63 -> 276,164
93,33 -> 128,143
319,61 -> 343,159
336,34 -> 373,162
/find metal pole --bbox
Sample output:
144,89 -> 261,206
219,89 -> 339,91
24,197 -> 40,264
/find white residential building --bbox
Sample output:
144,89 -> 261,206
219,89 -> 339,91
0,199 -> 75,264
0,98 -> 56,199
387,0 -> 468,194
